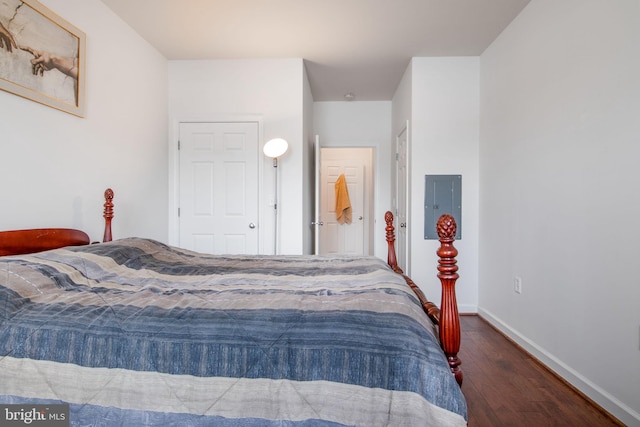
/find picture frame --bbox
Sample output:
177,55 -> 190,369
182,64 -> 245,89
0,0 -> 86,117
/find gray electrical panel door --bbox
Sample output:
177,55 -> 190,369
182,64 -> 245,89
424,175 -> 461,240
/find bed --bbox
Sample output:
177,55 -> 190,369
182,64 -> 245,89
0,189 -> 466,426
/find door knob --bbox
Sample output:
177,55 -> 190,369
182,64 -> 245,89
249,223 -> 256,229
358,216 -> 363,220
400,223 -> 406,228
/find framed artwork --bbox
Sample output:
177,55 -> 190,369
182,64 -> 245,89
0,0 -> 86,117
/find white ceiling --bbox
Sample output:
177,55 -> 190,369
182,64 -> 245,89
100,0 -> 531,101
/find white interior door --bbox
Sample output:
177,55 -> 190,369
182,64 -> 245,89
396,122 -> 409,274
319,147 -> 373,256
313,135 -> 321,254
179,121 -> 259,254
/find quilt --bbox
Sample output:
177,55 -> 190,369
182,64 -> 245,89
0,238 -> 467,426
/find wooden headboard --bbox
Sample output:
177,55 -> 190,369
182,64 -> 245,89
0,188 -> 114,256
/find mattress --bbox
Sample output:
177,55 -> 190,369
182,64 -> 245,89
0,238 -> 467,426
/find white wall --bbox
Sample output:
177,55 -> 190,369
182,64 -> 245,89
167,59 -> 306,254
313,101 -> 392,259
406,58 -> 480,314
480,0 -> 640,424
0,0 -> 168,242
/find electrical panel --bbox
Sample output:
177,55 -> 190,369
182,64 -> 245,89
424,175 -> 461,240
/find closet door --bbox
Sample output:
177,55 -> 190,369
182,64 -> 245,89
178,121 -> 259,254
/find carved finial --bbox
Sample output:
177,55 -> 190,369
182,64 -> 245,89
437,214 -> 457,241
385,211 -> 395,245
103,188 -> 114,220
104,188 -> 114,202
384,211 -> 393,235
436,214 -> 458,278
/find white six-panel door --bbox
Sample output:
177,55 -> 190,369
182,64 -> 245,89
179,122 -> 259,254
319,147 -> 372,256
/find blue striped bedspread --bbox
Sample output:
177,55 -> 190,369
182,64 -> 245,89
0,238 -> 467,426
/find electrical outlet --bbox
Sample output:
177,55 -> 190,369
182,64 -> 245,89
514,276 -> 522,294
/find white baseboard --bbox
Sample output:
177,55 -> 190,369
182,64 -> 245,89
477,308 -> 640,427
457,304 -> 477,314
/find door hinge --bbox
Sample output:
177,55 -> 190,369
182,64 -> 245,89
178,207 -> 180,217
178,140 -> 181,150
395,152 -> 399,160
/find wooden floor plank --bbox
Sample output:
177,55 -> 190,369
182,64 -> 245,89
458,315 -> 622,426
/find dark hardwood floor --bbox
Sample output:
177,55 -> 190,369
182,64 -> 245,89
458,315 -> 622,426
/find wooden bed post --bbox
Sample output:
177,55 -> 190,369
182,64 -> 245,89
436,214 -> 463,386
103,188 -> 114,243
385,211 -> 401,273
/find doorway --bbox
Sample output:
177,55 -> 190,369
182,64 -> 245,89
318,147 -> 374,256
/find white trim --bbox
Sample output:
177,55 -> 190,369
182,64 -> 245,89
168,115 -> 265,252
457,304 -> 477,314
478,308 -> 640,426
